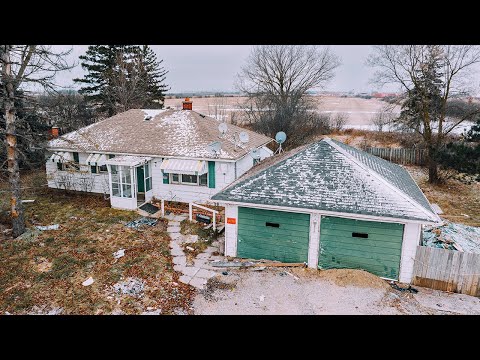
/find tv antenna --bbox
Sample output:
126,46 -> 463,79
207,141 -> 222,158
274,131 -> 287,154
218,123 -> 228,138
232,131 -> 249,151
250,148 -> 261,163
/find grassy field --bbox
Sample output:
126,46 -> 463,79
0,171 -> 194,315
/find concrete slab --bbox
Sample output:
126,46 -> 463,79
179,275 -> 192,285
171,247 -> 184,257
196,253 -> 210,260
174,215 -> 188,221
173,264 -> 186,272
189,277 -> 208,289
195,269 -> 217,279
204,246 -> 217,254
173,256 -> 187,266
182,267 -> 200,277
167,226 -> 181,233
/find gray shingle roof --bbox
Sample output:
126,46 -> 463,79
212,138 -> 439,223
48,109 -> 272,160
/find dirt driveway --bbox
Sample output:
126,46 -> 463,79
193,268 -> 480,315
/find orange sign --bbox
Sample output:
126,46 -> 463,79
227,218 -> 236,224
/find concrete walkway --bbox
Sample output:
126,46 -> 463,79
165,213 -> 225,290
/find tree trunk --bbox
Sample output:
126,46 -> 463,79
427,146 -> 440,184
1,46 -> 26,238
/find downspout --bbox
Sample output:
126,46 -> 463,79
234,161 -> 237,180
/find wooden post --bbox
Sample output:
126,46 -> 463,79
161,199 -> 165,216
189,203 -> 193,221
213,213 -> 216,231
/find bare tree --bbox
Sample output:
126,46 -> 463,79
1,45 -> 73,237
372,106 -> 395,132
236,45 -> 340,148
329,112 -> 348,132
367,45 -> 480,183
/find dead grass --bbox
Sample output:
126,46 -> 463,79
0,171 -> 195,315
316,269 -> 391,290
406,166 -> 480,227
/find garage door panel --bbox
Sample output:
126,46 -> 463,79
319,216 -> 404,280
238,207 -> 310,263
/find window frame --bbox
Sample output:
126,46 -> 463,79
168,172 -> 208,186
110,165 -> 133,198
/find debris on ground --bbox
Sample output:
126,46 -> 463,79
141,309 -> 162,315
390,282 -> 418,293
113,277 -> 145,297
186,246 -> 194,251
82,277 -> 94,286
284,271 -> 300,280
27,305 -> 64,315
317,269 -> 391,290
222,271 -> 229,275
252,266 -> 266,271
211,261 -> 305,268
259,295 -> 265,302
35,224 -> 59,231
125,217 -> 157,229
423,220 -> 480,253
113,249 -> 125,259
21,199 -> 35,203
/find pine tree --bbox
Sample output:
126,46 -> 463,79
398,46 -> 445,182
74,45 -> 168,116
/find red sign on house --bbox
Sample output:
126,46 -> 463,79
227,218 -> 236,224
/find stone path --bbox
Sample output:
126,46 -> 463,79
165,213 -> 225,290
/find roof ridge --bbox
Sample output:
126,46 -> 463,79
324,138 -> 438,222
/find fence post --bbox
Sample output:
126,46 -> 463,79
189,203 -> 193,221
161,199 -> 165,216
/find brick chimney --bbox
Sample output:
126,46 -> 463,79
51,126 -> 59,138
182,97 -> 192,110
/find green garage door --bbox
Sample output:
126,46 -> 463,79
319,216 -> 404,280
238,207 -> 310,263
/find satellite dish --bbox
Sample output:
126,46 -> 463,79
250,148 -> 261,160
207,141 -> 222,156
218,122 -> 228,135
275,131 -> 287,144
239,131 -> 250,143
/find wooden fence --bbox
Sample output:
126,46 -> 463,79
412,246 -> 480,297
365,147 -> 426,166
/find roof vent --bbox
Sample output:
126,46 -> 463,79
144,115 -> 152,121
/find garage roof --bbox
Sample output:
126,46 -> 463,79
212,138 -> 440,223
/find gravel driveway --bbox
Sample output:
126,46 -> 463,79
193,268 -> 480,315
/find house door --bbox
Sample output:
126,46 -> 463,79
136,166 -> 145,202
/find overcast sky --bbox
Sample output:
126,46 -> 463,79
53,45 -> 392,93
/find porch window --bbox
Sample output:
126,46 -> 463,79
110,165 -> 133,198
181,174 -> 198,184
171,174 -> 179,184
199,173 -> 208,186
145,163 -> 152,192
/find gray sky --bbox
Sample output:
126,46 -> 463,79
53,45 -> 387,93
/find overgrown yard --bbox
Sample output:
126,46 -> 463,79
0,171 -> 194,315
407,166 -> 480,227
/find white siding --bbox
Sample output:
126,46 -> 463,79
307,213 -> 321,269
236,154 -> 253,178
46,151 -> 109,195
224,204 -> 238,257
152,158 -> 237,204
259,146 -> 273,160
399,223 -> 422,283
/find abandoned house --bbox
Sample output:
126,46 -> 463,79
212,138 -> 442,283
46,98 -> 273,210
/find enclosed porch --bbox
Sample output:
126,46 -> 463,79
105,155 -> 153,210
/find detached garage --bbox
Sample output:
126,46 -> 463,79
212,138 -> 441,283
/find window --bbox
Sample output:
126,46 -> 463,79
108,154 -> 115,159
253,158 -> 260,165
57,162 -> 65,171
199,173 -> 208,186
181,174 -> 198,184
145,163 -> 152,192
90,164 -> 108,174
99,164 -> 108,173
91,165 -> 97,174
169,172 -> 208,186
110,165 -> 133,198
73,152 -> 79,163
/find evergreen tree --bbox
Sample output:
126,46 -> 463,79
74,45 -> 168,116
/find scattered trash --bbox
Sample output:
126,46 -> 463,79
113,277 -> 145,297
222,271 -> 229,276
82,277 -> 94,286
461,213 -> 470,218
5,311 -> 11,315
113,249 -> 125,259
423,220 -> 480,254
284,271 -> 300,280
259,295 -> 265,302
279,272 -> 286,277
186,246 -> 195,251
125,217 -> 157,229
2,228 -> 13,236
390,282 -> 418,294
252,266 -> 266,271
35,224 -> 59,231
141,309 -> 162,315
436,303 -> 442,307
21,199 -> 35,203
